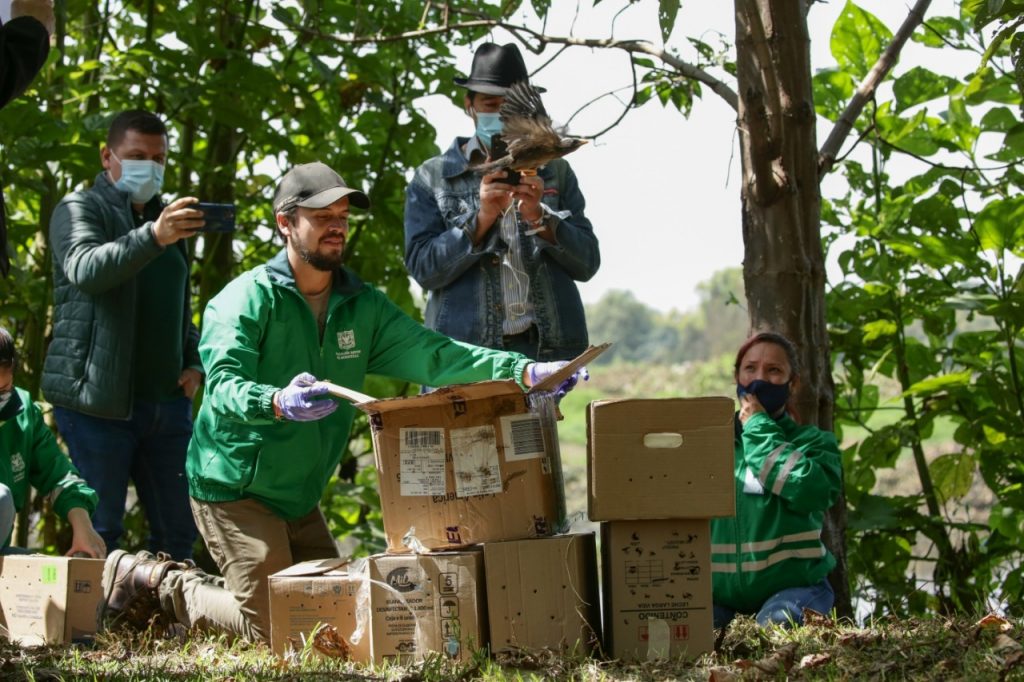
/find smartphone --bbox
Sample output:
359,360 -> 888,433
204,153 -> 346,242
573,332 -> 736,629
195,202 -> 236,233
487,135 -> 520,185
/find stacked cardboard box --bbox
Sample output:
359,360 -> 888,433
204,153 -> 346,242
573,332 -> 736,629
588,397 -> 734,661
269,347 -> 607,662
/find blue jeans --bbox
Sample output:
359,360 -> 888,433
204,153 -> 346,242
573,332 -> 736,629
54,398 -> 197,559
714,579 -> 835,629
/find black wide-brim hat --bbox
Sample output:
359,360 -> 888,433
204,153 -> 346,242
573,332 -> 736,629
454,42 -> 546,95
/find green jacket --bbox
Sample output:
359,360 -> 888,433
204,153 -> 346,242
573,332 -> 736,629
187,250 -> 531,520
0,388 -> 98,546
710,412 -> 842,613
42,172 -> 202,419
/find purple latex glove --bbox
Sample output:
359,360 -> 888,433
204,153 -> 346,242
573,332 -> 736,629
527,361 -> 590,400
275,372 -> 338,422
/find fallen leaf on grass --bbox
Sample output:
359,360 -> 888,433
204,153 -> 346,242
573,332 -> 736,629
708,666 -> 740,681
801,608 -> 834,628
733,643 -> 798,679
798,652 -> 831,669
975,614 -> 1013,637
837,630 -> 880,648
312,624 -> 351,659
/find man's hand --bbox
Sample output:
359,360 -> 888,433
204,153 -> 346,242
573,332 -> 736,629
65,508 -> 106,559
11,0 -> 55,36
274,372 -> 339,422
178,368 -> 203,400
474,171 -> 514,242
738,392 -> 765,425
512,174 -> 545,224
152,197 -> 204,247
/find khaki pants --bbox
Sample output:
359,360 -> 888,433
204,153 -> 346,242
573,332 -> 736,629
158,497 -> 339,642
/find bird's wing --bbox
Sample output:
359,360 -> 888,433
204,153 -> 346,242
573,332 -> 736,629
500,80 -> 550,124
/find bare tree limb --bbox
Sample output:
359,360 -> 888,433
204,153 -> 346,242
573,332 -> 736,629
295,18 -> 740,112
817,0 -> 934,177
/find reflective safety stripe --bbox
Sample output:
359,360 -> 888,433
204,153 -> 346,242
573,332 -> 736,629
772,448 -> 805,495
740,546 -> 825,572
711,562 -> 738,573
758,443 -> 789,487
741,529 -> 821,554
711,543 -> 736,554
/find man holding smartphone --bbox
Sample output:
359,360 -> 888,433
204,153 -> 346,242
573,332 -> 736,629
404,42 -> 600,362
42,109 -> 203,561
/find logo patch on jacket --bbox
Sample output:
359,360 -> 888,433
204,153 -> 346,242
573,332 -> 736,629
11,452 -> 25,482
336,330 -> 361,360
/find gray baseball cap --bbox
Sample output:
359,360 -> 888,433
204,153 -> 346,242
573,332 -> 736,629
273,162 -> 370,213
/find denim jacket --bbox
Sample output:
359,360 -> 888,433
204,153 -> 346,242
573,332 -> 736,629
404,137 -> 600,361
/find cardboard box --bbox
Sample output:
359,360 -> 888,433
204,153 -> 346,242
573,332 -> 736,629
587,397 -> 735,520
484,533 -> 601,655
267,558 -> 370,662
366,551 -> 486,663
350,346 -> 607,552
601,519 -> 714,661
0,555 -> 104,645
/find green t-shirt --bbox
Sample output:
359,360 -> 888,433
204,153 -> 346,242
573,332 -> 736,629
133,210 -> 187,402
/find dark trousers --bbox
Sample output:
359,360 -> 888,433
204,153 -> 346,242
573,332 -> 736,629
54,398 -> 198,559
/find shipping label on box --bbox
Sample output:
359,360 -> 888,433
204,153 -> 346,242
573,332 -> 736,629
484,533 -> 601,655
267,558 -> 370,662
366,381 -> 562,552
0,555 -> 104,645
601,519 -> 714,661
588,397 -> 735,520
366,551 -> 486,664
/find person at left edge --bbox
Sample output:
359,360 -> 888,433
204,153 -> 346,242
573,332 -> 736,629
0,326 -> 105,558
42,110 -> 204,560
97,161 -> 582,644
0,0 -> 55,277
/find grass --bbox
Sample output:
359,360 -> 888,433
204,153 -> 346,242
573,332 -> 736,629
7,614 -> 1024,680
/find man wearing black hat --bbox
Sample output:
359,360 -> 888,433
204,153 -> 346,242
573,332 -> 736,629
99,161 -> 581,643
404,42 -> 600,362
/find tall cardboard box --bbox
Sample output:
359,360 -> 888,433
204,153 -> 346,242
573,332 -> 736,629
484,533 -> 601,655
0,555 -> 104,645
588,397 -> 735,520
365,551 -> 486,663
601,519 -> 714,661
267,558 -> 370,662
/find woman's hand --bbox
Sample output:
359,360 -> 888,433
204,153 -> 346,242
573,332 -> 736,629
738,392 -> 766,425
65,507 -> 107,559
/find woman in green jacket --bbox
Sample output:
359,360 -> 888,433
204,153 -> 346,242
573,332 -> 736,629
0,328 -> 105,557
711,332 -> 842,628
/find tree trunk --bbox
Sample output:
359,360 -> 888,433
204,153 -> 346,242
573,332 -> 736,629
734,0 -> 850,618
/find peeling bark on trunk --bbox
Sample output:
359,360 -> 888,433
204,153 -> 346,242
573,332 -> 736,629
734,0 -> 850,617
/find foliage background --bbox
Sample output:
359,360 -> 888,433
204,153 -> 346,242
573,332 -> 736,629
2,0 -> 1024,622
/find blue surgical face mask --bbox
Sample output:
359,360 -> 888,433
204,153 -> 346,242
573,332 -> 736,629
737,379 -> 791,418
111,151 -> 165,204
473,111 -> 503,150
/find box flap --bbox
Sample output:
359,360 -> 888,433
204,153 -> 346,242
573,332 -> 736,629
529,343 -> 611,393
270,557 -> 351,578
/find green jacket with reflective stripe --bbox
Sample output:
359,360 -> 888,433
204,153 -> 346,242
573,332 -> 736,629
710,411 -> 842,613
186,249 -> 531,520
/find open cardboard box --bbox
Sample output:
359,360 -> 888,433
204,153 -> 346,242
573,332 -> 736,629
326,345 -> 609,552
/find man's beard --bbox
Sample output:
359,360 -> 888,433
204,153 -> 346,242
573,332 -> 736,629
296,238 -> 344,271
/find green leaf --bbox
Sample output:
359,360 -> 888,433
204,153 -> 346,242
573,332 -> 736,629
893,67 -> 959,110
863,319 -> 898,342
903,370 -> 973,396
831,1 -> 893,79
929,453 -> 976,503
974,197 -> 1024,253
659,0 -> 680,43
980,106 -> 1019,131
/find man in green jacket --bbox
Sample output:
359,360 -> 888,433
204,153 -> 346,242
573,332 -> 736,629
43,110 -> 205,561
100,161 -> 578,642
0,328 -> 105,557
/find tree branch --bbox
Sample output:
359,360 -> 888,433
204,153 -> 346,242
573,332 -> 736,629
818,0 -> 933,177
295,19 -> 740,112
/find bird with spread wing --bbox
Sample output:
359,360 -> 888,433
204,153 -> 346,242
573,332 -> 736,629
473,80 -> 587,176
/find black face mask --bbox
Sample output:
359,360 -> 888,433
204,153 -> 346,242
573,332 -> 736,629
0,389 -> 21,421
737,379 -> 790,418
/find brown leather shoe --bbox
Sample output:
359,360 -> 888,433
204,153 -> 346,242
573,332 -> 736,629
100,550 -> 184,631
